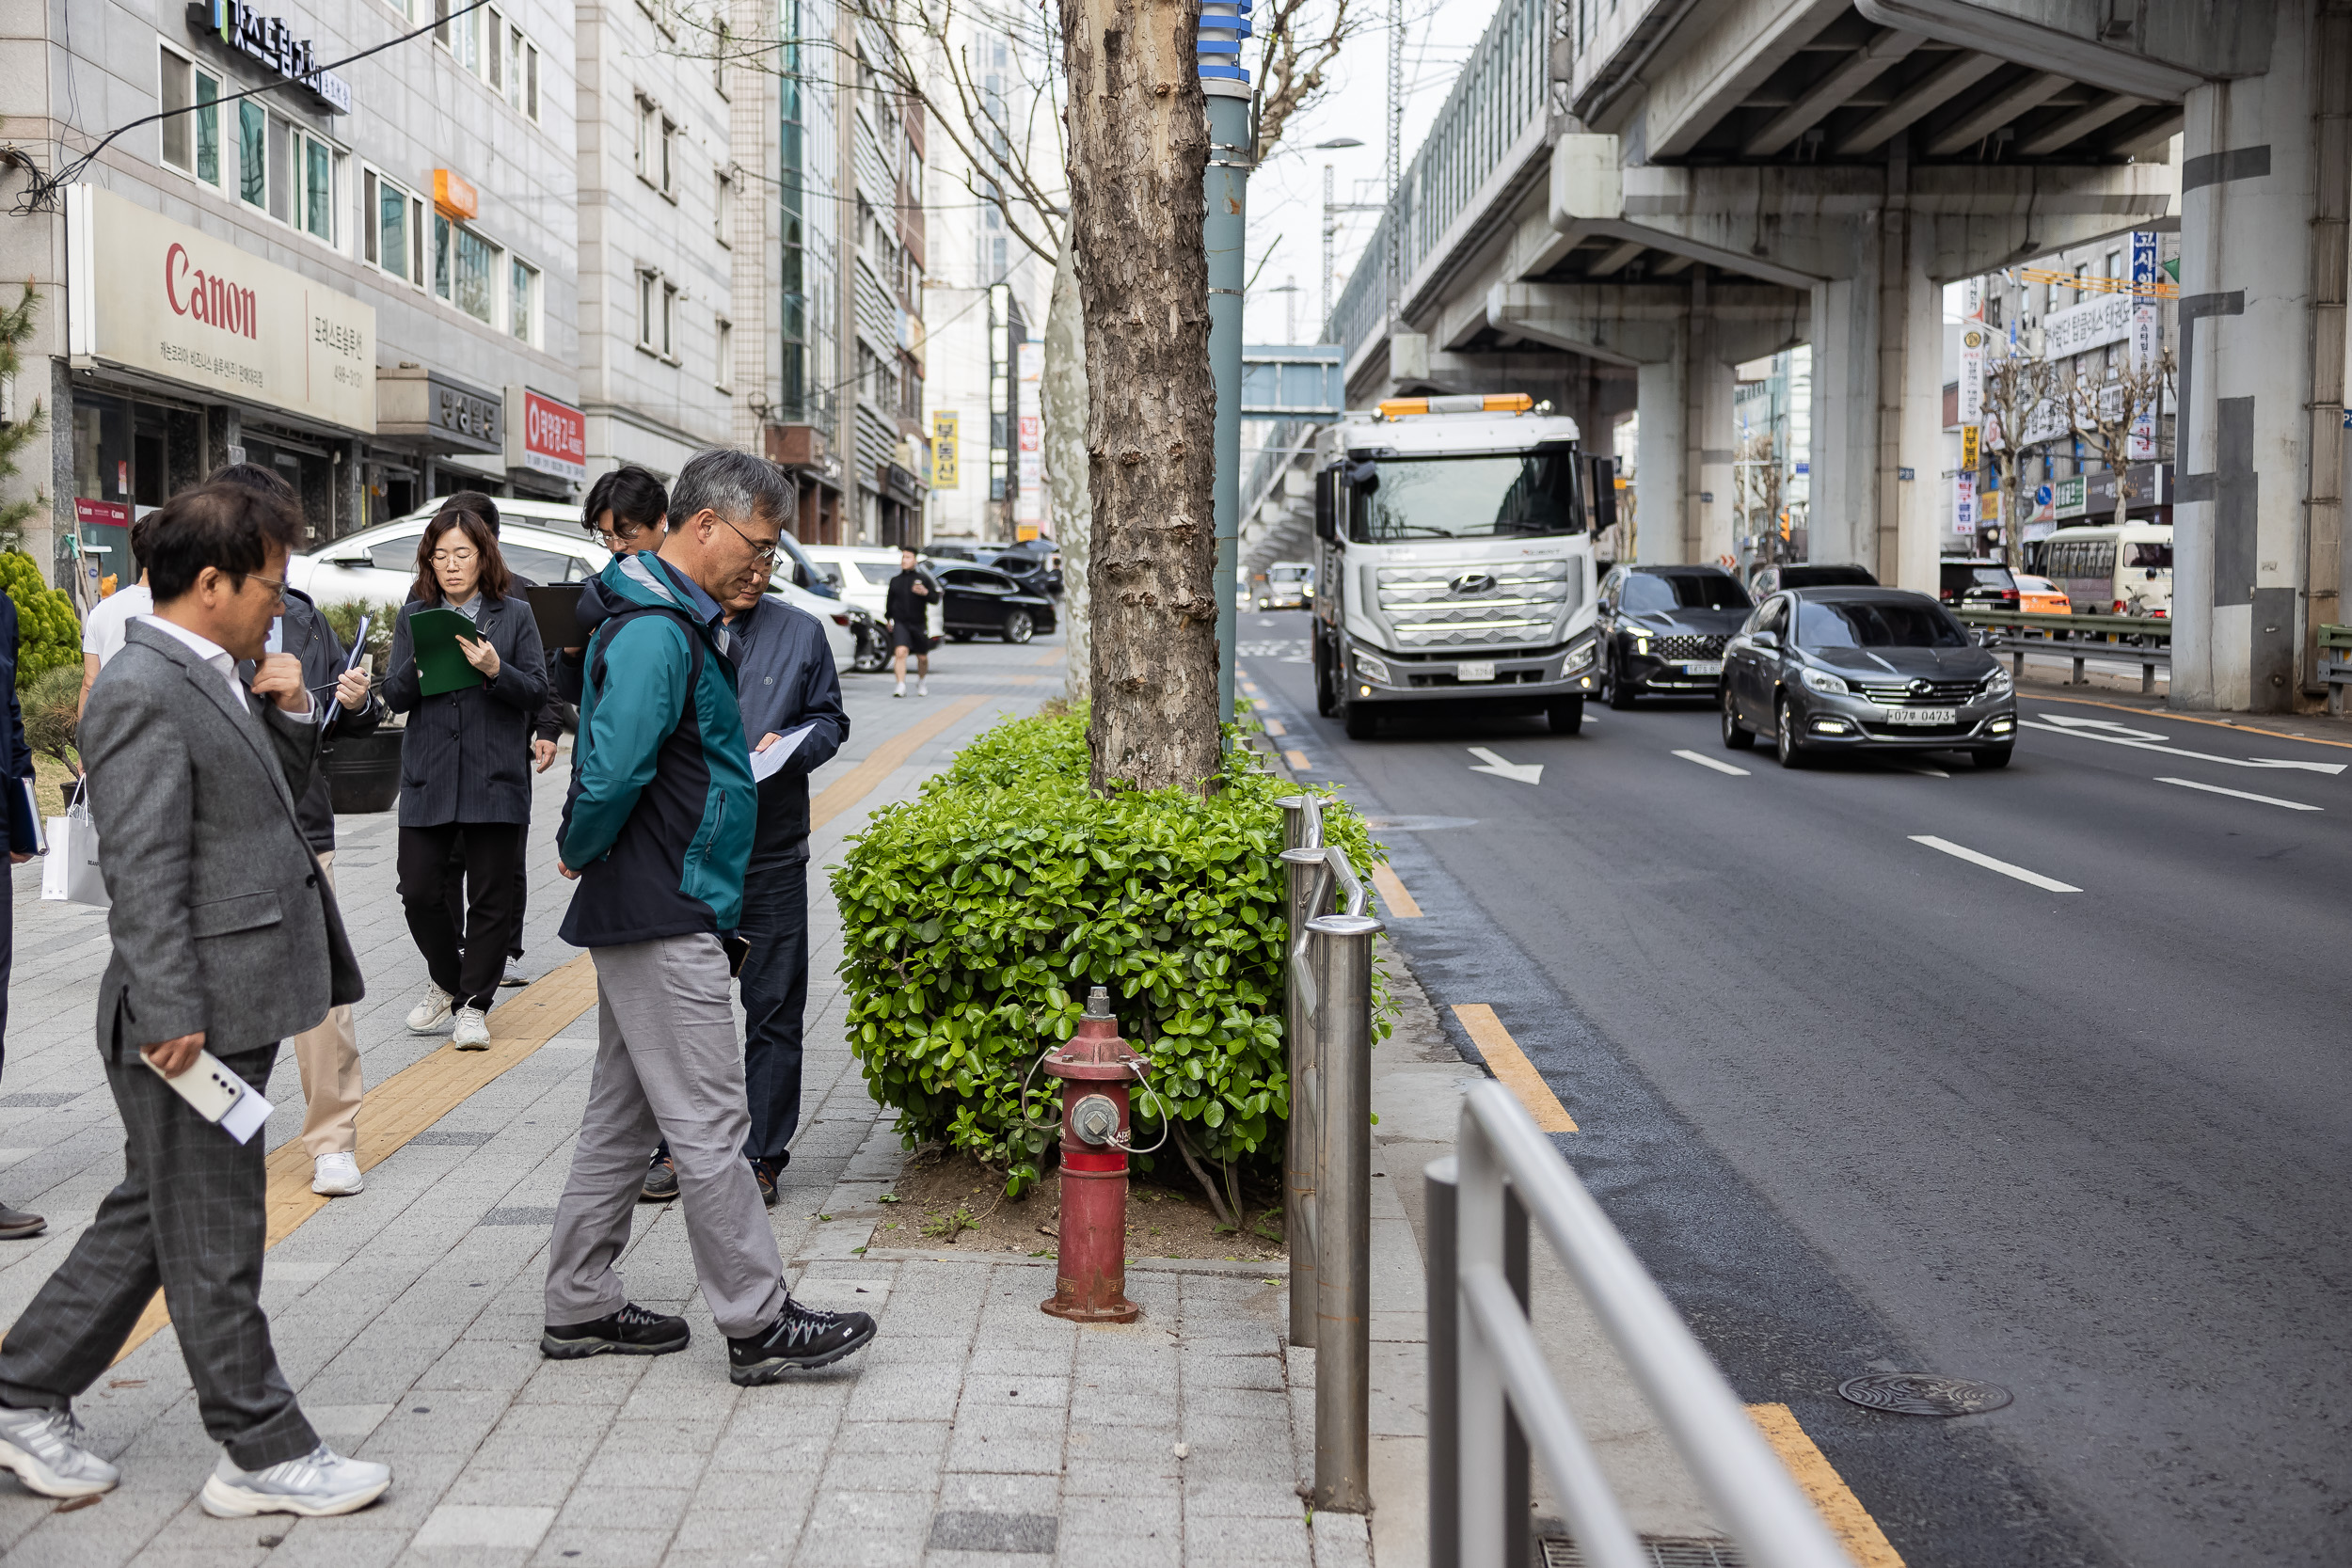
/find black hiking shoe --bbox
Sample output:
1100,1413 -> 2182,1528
727,1299 -> 876,1385
540,1302 -> 690,1360
640,1153 -> 678,1202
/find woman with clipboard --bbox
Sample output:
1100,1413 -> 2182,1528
381,506 -> 549,1050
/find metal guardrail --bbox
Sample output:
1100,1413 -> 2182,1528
1279,793 -> 1382,1513
2318,625 -> 2352,717
1956,608 -> 2173,694
1429,1084 -> 1851,1568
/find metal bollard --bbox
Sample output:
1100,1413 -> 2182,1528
1426,1157 -> 1532,1568
1311,904 -> 1382,1513
1279,796 -> 1327,1349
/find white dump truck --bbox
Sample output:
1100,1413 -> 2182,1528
1310,393 -> 1615,738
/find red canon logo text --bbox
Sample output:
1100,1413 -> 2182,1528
165,243 -> 259,340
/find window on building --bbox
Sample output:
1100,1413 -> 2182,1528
510,257 -> 539,345
661,281 -> 677,356
716,170 -> 734,245
486,8 -> 503,89
157,46 -> 222,186
238,101 -> 266,208
660,116 -> 678,198
435,214 -> 501,325
364,169 -> 427,284
715,319 -> 734,391
714,19 -> 732,97
636,96 -> 658,181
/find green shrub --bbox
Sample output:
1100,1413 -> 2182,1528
832,710 -> 1389,1198
21,664 -> 79,769
0,553 -> 82,689
318,599 -> 398,667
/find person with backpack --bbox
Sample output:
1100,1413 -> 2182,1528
540,449 -> 874,1384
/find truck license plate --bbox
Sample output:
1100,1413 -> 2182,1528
1681,659 -> 1724,675
1456,661 -> 1497,683
1883,707 -> 1956,725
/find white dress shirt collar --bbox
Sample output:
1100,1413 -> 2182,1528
137,614 -> 312,719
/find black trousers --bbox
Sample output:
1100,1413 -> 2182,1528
0,1038 -> 317,1470
442,833 -> 530,964
401,822 -> 523,1010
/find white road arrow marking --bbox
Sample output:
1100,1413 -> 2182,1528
2154,776 -> 2323,811
1909,835 -> 2082,893
2036,712 -> 2169,740
1467,747 -> 1544,784
1672,749 -> 1750,777
2019,721 -> 2349,775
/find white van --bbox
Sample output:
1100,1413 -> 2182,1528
2040,523 -> 2172,617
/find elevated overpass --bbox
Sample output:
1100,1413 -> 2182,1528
1261,0 -> 2345,712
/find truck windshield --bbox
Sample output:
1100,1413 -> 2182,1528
1350,449 -> 1582,543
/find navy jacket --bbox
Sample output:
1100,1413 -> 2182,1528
0,596 -> 35,857
382,594 -> 550,827
726,594 -> 848,864
268,588 -> 380,854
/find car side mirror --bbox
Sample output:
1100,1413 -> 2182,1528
328,552 -> 373,569
1751,629 -> 1779,651
792,562 -> 811,588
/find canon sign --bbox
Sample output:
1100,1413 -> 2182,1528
164,243 -> 259,340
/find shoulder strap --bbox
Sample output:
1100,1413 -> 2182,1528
585,602 -> 707,727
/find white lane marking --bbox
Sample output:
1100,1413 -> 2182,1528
2037,713 -> 2169,740
1672,749 -> 1750,777
1908,834 -> 2082,893
1466,746 -> 1544,784
2020,720 -> 2349,775
1884,760 -> 1950,778
2154,776 -> 2323,812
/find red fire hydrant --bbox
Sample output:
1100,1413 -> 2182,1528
1041,986 -> 1149,1323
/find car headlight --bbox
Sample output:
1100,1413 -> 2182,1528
1633,635 -> 1651,656
1565,640 -> 1597,673
1800,667 -> 1850,695
1356,651 -> 1391,685
1978,666 -> 2014,700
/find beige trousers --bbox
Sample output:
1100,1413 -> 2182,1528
290,850 -> 363,1159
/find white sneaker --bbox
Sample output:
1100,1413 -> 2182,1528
199,1443 -> 390,1518
917,678 -> 930,696
894,681 -> 905,698
451,1006 -> 491,1051
310,1152 -> 363,1196
0,1404 -> 118,1498
405,982 -> 453,1034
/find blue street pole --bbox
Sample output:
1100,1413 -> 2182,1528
1200,1 -> 1251,732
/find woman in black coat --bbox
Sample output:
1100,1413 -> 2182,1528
382,505 -> 549,1048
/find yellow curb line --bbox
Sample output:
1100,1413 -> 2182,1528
1283,748 -> 1311,772
1031,646 -> 1064,667
1449,1004 -> 1576,1132
1748,1402 -> 1906,1567
1370,863 -> 1422,918
811,695 -> 987,830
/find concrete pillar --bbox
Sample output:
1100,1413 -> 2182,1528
1635,339 -> 1687,563
1809,267 -> 1879,569
1895,214 -> 1945,596
1696,349 -> 1736,569
2173,0 -> 2348,711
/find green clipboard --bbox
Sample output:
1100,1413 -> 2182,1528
409,607 -> 486,696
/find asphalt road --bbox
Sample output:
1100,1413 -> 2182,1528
1238,613 -> 2352,1568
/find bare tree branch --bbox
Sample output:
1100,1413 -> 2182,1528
1253,0 -> 1362,159
2060,349 -> 2174,532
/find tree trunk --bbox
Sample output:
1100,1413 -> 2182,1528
1058,0 -> 1221,796
1043,244 -> 1092,709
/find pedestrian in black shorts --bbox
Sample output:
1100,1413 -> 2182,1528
885,546 -> 935,698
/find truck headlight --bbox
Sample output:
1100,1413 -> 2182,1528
1564,640 -> 1597,674
1800,667 -> 1850,695
1356,651 -> 1391,685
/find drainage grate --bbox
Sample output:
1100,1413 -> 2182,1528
1541,1538 -> 1745,1567
1838,1373 -> 2012,1417
926,1512 -> 1057,1554
412,1129 -> 495,1146
478,1206 -> 559,1227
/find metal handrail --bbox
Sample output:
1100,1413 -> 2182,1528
1446,1081 -> 1849,1568
1955,607 -> 2173,640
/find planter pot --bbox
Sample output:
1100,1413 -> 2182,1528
324,728 -> 403,815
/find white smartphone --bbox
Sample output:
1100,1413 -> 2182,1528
146,1050 -> 274,1144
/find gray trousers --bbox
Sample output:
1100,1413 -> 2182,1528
545,934 -> 787,1339
0,1037 -> 318,1470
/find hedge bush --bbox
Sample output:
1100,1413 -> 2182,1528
0,553 -> 81,690
832,710 -> 1389,1196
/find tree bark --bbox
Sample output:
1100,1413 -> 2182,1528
1043,244 -> 1092,709
1058,0 -> 1221,795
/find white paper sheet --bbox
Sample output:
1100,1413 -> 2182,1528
749,721 -> 819,783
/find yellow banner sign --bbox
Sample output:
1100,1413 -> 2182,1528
1961,424 -> 1980,469
931,411 -> 961,488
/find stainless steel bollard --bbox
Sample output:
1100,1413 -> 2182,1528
1311,907 -> 1382,1513
1279,795 -> 1324,1350
1426,1157 -> 1533,1568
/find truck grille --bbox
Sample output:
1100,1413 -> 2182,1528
1375,560 -> 1578,648
1649,634 -> 1727,661
1852,677 -> 1981,706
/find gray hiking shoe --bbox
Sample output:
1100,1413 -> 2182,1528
0,1404 -> 119,1498
199,1443 -> 390,1518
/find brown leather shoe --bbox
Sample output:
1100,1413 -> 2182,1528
0,1204 -> 47,1240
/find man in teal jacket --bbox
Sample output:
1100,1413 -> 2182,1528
541,449 -> 876,1386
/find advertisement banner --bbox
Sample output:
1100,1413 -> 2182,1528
502,387 -> 587,483
1961,424 -> 1980,470
2043,292 -> 2133,359
65,184 -> 375,432
1959,282 -> 1985,425
1953,470 -> 1976,536
931,411 -> 961,488
2128,230 -> 2160,460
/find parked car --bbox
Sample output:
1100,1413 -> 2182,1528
289,499 -> 855,672
1747,562 -> 1877,596
1258,562 -> 1314,611
1721,588 -> 2018,768
1937,556 -> 2022,610
928,562 -> 1057,643
984,546 -> 1064,598
1595,563 -> 1753,708
2015,574 -> 2072,615
801,544 -> 944,639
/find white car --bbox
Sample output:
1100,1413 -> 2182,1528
289,499 -> 856,670
800,544 -> 942,639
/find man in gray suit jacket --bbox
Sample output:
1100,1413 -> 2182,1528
0,483 -> 391,1519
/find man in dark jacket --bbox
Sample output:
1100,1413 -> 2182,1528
0,590 -> 42,1242
884,547 -> 933,698
542,448 -> 873,1385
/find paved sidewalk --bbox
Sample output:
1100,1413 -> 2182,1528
0,637 -> 1392,1567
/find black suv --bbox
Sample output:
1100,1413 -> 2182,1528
1938,557 -> 2021,610
1596,564 -> 1754,708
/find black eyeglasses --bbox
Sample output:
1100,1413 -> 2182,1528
714,514 -> 781,567
240,572 -> 288,604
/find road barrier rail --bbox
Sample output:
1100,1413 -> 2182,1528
1955,608 -> 2171,693
2318,625 -> 2352,716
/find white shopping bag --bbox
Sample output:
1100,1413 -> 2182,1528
40,781 -> 107,908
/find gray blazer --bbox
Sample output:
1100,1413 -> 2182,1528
82,619 -> 364,1055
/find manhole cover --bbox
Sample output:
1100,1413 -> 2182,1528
1838,1373 -> 2012,1416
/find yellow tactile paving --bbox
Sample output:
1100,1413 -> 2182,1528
1748,1402 -> 1906,1567
809,695 -> 985,830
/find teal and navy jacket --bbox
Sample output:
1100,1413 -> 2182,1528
557,552 -> 756,946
